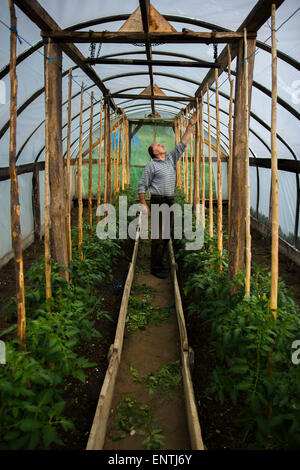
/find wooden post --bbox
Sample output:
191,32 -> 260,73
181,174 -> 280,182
244,29 -> 251,298
189,118 -> 193,204
78,83 -> 84,259
97,98 -> 103,222
184,107 -> 189,201
44,38 -> 69,280
127,119 -> 130,185
193,100 -> 200,217
206,85 -> 214,239
88,91 -> 94,234
113,109 -> 118,199
32,165 -> 41,241
104,101 -> 112,203
121,112 -> 126,191
201,92 -> 205,227
228,35 -> 256,283
9,0 -> 26,348
227,45 -> 234,235
215,68 -> 223,269
270,3 -> 278,318
66,68 -> 72,263
116,111 -> 121,195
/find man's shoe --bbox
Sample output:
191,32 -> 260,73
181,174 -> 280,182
151,269 -> 168,279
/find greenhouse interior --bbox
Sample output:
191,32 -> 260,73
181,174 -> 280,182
0,0 -> 300,452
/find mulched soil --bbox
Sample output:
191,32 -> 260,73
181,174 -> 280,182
175,208 -> 300,450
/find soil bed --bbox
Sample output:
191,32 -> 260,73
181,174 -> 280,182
175,210 -> 300,450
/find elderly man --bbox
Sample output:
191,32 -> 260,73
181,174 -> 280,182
138,112 -> 197,278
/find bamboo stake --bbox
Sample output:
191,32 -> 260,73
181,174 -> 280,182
189,116 -> 193,204
206,85 -> 214,238
126,119 -> 130,185
44,39 -> 52,301
104,103 -> 108,202
66,68 -> 72,264
178,112 -> 183,189
78,83 -> 84,260
184,107 -> 189,201
199,99 -> 203,222
215,68 -> 223,269
227,44 -> 234,234
194,99 -> 200,218
121,112 -> 126,190
9,0 -> 26,347
116,110 -> 121,195
97,98 -> 103,222
113,109 -> 118,198
201,92 -> 206,227
88,91 -> 94,234
244,29 -> 251,298
270,3 -> 278,318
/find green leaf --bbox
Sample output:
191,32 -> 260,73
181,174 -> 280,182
42,425 -> 57,448
72,369 -> 86,383
19,419 -> 42,432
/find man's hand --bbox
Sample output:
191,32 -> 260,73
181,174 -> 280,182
189,111 -> 197,127
139,193 -> 150,215
181,111 -> 197,145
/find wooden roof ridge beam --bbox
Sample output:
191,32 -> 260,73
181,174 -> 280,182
13,0 -> 119,112
195,0 -> 285,97
86,58 -> 220,68
41,31 -> 257,43
113,93 -> 194,101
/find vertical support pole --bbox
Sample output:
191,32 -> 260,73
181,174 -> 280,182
88,91 -> 94,234
66,68 -> 72,264
215,68 -> 223,269
228,36 -> 256,283
127,120 -> 132,184
78,83 -> 84,260
194,99 -> 200,217
201,92 -> 205,227
32,165 -> 41,241
184,107 -> 189,201
44,38 -> 68,280
227,45 -> 234,235
189,118 -> 193,204
9,0 -> 26,347
121,112 -> 125,191
270,4 -> 278,318
105,100 -> 112,203
244,29 -> 251,298
97,98 -> 103,222
206,85 -> 214,239
116,114 -> 121,195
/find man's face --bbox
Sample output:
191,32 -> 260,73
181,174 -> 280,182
151,143 -> 166,158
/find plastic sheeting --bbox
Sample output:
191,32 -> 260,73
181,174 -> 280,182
0,0 -> 299,260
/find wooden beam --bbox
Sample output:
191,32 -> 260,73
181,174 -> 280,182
113,93 -> 194,101
14,0 -> 117,110
42,31 -> 256,43
228,37 -> 256,283
195,0 -> 285,97
87,58 -> 219,68
9,0 -> 26,348
44,39 -> 69,281
32,166 -> 41,241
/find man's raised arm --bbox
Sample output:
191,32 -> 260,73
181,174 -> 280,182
181,112 -> 197,145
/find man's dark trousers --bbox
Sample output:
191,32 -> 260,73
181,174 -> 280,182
150,195 -> 174,271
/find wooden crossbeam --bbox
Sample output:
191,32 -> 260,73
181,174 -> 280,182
113,93 -> 194,101
87,58 -> 220,68
41,31 -> 256,44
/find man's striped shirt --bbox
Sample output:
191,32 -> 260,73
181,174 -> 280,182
138,142 -> 186,197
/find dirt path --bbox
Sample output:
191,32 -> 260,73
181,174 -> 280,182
104,239 -> 190,450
